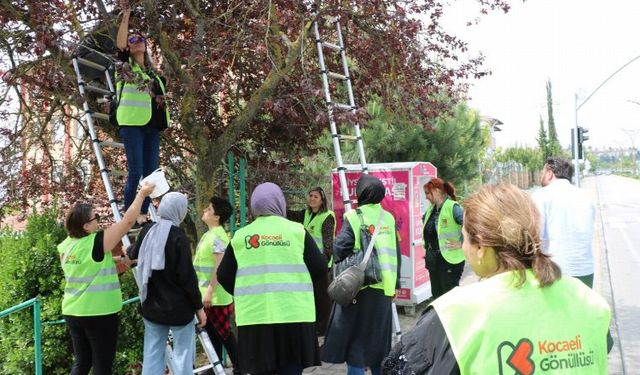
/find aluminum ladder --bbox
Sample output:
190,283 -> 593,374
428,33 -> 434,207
313,17 -> 368,212
164,323 -> 226,375
313,17 -> 402,344
71,52 -> 158,249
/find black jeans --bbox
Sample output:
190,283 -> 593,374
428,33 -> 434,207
65,313 -> 119,375
205,319 -> 240,374
425,251 -> 464,299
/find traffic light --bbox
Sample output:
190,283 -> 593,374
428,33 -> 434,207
578,126 -> 589,144
572,127 -> 589,159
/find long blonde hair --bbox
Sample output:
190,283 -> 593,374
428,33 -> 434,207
463,184 -> 561,287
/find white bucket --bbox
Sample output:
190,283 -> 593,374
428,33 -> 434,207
140,168 -> 170,198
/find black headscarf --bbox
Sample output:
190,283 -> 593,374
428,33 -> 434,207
356,174 -> 385,205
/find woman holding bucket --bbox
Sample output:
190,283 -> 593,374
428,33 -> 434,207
116,0 -> 170,225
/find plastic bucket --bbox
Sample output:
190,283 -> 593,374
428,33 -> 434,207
140,168 -> 170,198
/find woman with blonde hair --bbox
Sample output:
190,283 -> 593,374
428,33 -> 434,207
383,184 -> 611,375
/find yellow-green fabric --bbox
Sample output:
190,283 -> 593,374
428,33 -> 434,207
194,226 -> 233,306
303,209 -> 335,251
58,234 -> 122,316
423,198 -> 464,264
115,62 -> 170,126
231,216 -> 314,326
432,270 -> 610,375
344,204 -> 398,296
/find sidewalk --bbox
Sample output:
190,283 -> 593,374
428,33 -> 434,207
582,177 -> 624,375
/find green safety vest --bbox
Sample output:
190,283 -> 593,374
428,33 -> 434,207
344,204 -> 398,297
193,226 -> 233,306
115,61 -> 170,126
231,216 -> 315,326
423,198 -> 464,264
303,209 -> 336,251
432,270 -> 610,375
57,234 -> 122,316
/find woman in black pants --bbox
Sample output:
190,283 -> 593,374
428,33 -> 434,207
59,183 -> 154,374
422,178 -> 464,300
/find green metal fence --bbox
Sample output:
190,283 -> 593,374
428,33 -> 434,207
1,296 -> 141,373
0,298 -> 42,375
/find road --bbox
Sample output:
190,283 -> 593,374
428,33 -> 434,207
587,175 -> 640,375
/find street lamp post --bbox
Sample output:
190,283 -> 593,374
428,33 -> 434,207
574,53 -> 640,186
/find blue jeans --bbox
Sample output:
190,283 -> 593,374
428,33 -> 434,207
119,126 -> 160,214
142,318 -> 195,375
347,365 -> 381,375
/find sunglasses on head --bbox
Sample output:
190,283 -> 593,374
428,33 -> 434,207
85,214 -> 100,224
128,36 -> 145,44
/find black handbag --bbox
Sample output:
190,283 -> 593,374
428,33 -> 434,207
328,210 -> 384,306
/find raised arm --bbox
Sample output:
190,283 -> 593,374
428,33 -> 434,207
103,183 -> 154,252
116,0 -> 131,51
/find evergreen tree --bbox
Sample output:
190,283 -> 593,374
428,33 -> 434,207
537,115 -> 550,160
546,79 -> 562,156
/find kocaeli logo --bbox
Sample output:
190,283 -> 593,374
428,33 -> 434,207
245,234 -> 260,249
498,335 -> 594,374
498,339 -> 534,375
245,233 -> 291,249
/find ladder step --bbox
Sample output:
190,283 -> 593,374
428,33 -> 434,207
100,141 -> 124,149
109,169 -> 128,177
90,112 -> 110,121
76,57 -> 110,71
338,135 -> 358,141
328,72 -> 348,81
332,102 -> 353,111
193,364 -> 214,373
322,41 -> 341,51
83,83 -> 113,96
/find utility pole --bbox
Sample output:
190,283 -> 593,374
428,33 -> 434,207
573,94 -> 581,186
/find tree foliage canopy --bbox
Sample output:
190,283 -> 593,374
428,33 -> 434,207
1,0 -> 514,222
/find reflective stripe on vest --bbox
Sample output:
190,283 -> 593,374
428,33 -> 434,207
231,216 -> 314,326
115,62 -> 170,126
432,270 -> 611,375
423,198 -> 464,264
57,234 -> 122,316
344,204 -> 398,297
193,226 -> 233,306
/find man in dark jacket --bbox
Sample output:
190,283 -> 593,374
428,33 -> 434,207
128,192 -> 205,375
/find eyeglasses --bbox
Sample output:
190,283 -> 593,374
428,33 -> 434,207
85,214 -> 100,224
128,36 -> 145,44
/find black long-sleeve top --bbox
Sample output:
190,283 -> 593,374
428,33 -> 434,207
217,231 -> 328,294
128,224 -> 203,326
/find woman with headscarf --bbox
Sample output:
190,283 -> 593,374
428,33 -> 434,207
322,175 -> 401,375
217,182 -> 328,375
127,192 -> 206,375
287,186 -> 335,336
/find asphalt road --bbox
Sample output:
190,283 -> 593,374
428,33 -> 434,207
588,175 -> 640,375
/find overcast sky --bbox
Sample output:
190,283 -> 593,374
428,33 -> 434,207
441,0 -> 640,150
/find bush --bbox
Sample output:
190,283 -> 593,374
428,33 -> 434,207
0,209 -> 144,374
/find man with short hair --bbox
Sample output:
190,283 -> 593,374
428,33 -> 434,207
532,157 -> 596,287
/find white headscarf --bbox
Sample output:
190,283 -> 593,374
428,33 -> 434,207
135,192 -> 188,302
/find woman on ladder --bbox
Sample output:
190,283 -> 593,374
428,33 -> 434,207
115,0 -> 170,226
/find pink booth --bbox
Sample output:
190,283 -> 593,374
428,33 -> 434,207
332,162 -> 437,315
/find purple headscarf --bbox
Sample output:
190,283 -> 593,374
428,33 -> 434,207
250,182 -> 286,217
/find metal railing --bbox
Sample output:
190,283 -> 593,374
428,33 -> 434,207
0,296 -> 141,374
0,298 -> 42,375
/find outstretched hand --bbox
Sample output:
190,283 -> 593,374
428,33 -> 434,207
120,0 -> 131,12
